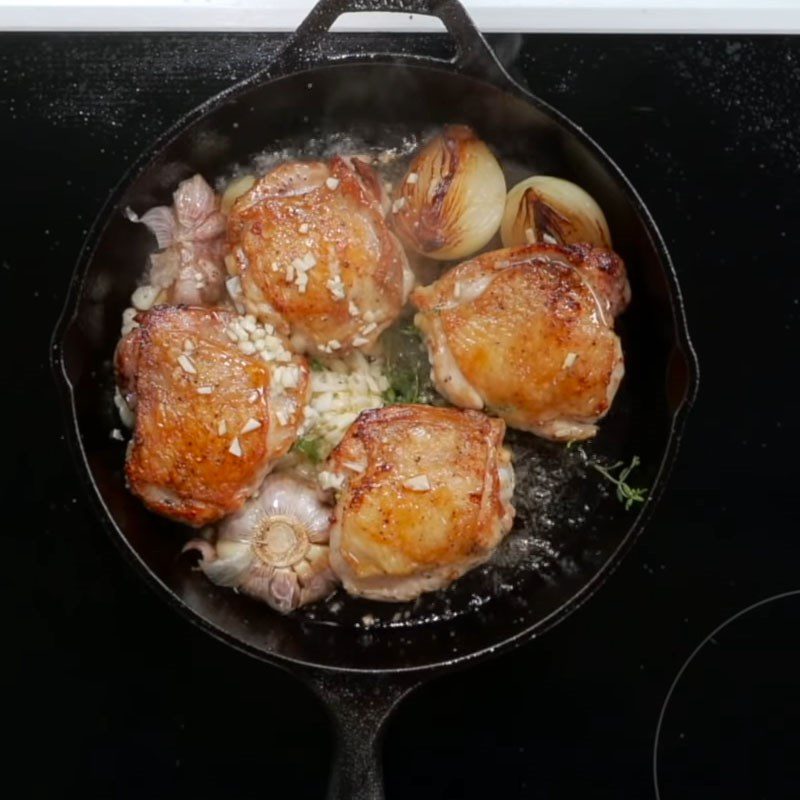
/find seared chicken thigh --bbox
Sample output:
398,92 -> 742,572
116,306 -> 309,526
412,243 -> 630,441
227,157 -> 413,355
325,405 -> 515,601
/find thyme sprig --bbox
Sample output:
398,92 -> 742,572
380,322 -> 438,405
589,455 -> 648,510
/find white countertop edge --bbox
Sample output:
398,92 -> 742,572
2,6 -> 800,33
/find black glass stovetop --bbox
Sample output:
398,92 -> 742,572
3,31 -> 799,799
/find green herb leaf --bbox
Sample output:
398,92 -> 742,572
589,455 -> 648,510
380,322 -> 439,406
310,358 -> 325,372
294,436 -> 324,464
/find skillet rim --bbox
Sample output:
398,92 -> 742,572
50,57 -> 700,676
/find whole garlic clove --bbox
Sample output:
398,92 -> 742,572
220,174 -> 256,215
173,174 -> 220,231
392,125 -> 506,261
500,175 -> 611,249
125,204 -> 176,250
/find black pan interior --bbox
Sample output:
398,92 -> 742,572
59,62 -> 691,672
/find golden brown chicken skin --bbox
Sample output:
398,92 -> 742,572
116,305 -> 309,527
411,243 -> 630,441
227,156 -> 413,356
325,405 -> 515,601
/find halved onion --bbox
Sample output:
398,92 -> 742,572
392,125 -> 506,261
500,175 -> 611,248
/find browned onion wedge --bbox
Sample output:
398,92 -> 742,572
392,125 -> 506,260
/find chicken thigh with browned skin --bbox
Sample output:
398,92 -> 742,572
411,243 -> 630,441
227,156 -> 413,355
116,305 -> 309,526
325,405 -> 515,601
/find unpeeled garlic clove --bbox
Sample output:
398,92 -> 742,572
501,175 -> 611,249
127,173 -> 225,249
173,173 -> 221,232
126,204 -> 176,250
392,125 -> 506,261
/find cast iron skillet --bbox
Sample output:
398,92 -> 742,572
51,0 -> 699,796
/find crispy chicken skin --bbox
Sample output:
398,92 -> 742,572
411,243 -> 630,441
116,306 -> 309,527
326,405 -> 515,601
227,156 -> 413,355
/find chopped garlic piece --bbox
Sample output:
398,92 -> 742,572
524,228 -> 536,244
226,275 -> 242,297
275,364 -> 301,389
177,354 -> 196,374
326,177 -> 340,190
228,437 -> 242,457
327,276 -> 346,300
406,172 -> 419,184
131,285 -> 159,311
197,386 -> 213,395
121,307 -> 139,336
392,197 -> 406,214
342,460 -> 366,474
218,420 -> 227,436
319,470 -> 345,491
298,222 -> 309,234
241,417 -> 261,434
562,352 -> 578,369
403,474 -> 431,492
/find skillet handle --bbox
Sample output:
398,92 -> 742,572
300,669 -> 421,800
261,0 -> 513,86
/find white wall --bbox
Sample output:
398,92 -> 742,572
0,0 -> 798,33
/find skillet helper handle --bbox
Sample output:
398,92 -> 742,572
262,0 -> 512,84
301,670 -> 420,800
